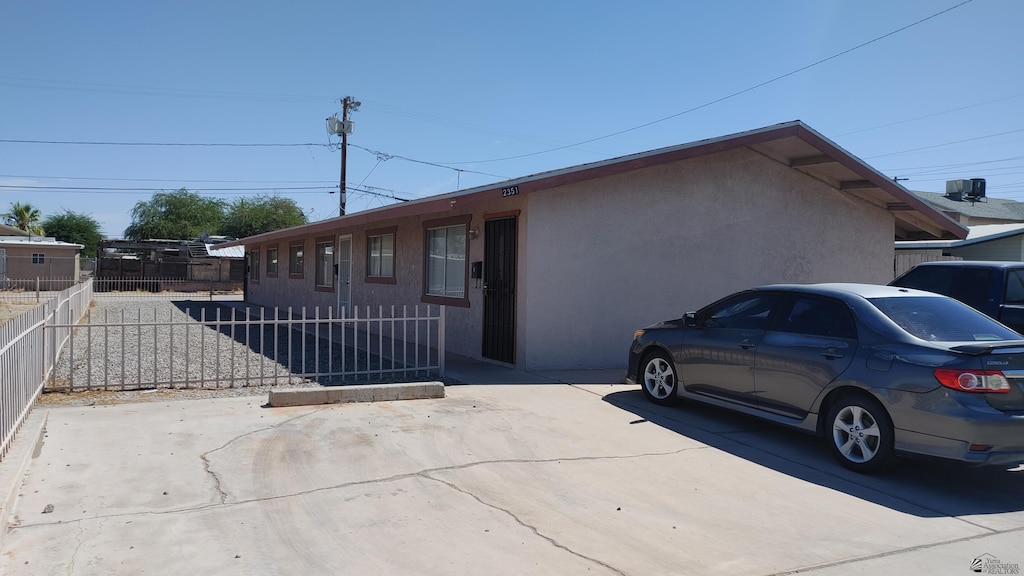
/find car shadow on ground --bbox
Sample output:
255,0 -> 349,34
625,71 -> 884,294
603,388 -> 1024,518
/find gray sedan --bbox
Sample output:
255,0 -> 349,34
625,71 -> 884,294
625,283 -> 1024,472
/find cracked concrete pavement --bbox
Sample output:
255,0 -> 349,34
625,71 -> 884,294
3,383 -> 1024,575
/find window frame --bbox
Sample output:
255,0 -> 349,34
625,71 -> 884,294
249,249 -> 260,284
289,241 -> 305,278
421,215 -> 471,308
314,236 -> 335,292
31,253 -> 45,264
266,245 -> 279,278
365,226 -> 397,285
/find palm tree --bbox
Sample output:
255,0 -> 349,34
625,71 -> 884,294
2,202 -> 45,235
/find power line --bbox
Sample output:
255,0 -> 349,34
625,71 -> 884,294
0,184 -> 332,193
0,173 -> 329,184
0,75 -> 331,104
349,143 -> 507,179
0,139 -> 326,147
839,92 -> 1024,137
865,127 -> 1024,159
431,0 -> 977,165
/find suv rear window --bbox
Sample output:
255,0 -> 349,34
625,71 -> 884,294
1006,269 -> 1024,304
891,266 -> 958,296
869,296 -> 1020,342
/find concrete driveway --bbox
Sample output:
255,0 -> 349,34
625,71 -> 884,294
2,383 -> 1024,575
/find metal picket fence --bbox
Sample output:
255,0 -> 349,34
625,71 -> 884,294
0,279 -> 92,461
92,277 -> 244,301
47,303 -> 445,391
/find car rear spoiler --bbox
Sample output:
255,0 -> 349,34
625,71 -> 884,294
949,341 -> 1024,355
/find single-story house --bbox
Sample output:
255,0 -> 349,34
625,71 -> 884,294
0,223 -> 29,236
0,236 -> 84,289
896,223 -> 1024,263
226,120 -> 966,371
911,189 -> 1024,226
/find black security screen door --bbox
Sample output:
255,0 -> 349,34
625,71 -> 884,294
483,217 -> 517,363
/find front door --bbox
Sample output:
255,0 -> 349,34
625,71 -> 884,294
483,217 -> 516,363
336,236 -> 352,311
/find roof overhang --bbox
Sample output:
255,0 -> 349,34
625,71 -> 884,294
223,120 -> 967,247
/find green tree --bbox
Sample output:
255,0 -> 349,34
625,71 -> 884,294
2,201 -> 45,235
220,195 -> 308,239
124,189 -> 225,241
41,210 -> 103,257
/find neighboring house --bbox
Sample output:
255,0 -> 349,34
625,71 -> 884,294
910,189 -> 1024,226
896,223 -> 1024,263
0,223 -> 30,237
0,236 -> 84,289
226,120 -> 965,371
96,238 -> 245,291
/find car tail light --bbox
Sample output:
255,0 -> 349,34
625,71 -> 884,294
934,369 -> 1011,393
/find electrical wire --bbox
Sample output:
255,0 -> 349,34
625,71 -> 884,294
348,143 -> 507,179
0,139 -> 326,147
430,0 -> 977,165
0,75 -> 331,104
0,184 -> 331,193
0,173 -> 330,184
839,92 -> 1024,137
865,127 -> 1024,159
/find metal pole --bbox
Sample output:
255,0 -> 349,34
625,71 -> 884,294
340,97 -> 350,216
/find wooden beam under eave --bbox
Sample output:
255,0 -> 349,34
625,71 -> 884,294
839,180 -> 877,190
895,212 -> 945,240
790,155 -> 837,168
886,203 -> 914,211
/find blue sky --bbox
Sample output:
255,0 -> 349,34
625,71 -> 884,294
2,0 -> 1022,238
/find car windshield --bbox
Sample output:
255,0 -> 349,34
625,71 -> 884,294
869,296 -> 1021,342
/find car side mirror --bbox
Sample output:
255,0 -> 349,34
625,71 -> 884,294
684,312 -> 697,327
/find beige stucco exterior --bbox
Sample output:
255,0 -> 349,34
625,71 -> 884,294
0,238 -> 82,289
244,146 -> 897,370
522,148 -> 893,369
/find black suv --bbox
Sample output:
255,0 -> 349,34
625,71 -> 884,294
889,260 -> 1024,334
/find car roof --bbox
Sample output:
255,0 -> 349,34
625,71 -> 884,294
754,282 -> 943,300
907,260 -> 1024,269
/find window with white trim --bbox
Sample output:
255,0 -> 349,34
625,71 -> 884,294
31,253 -> 45,264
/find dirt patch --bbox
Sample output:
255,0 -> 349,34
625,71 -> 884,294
0,302 -> 40,324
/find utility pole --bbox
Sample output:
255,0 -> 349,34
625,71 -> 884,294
327,96 -> 360,216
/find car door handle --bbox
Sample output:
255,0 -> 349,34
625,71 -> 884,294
739,339 -> 755,349
821,349 -> 844,360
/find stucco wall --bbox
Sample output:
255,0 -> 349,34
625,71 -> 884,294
523,148 -> 895,370
1,245 -> 80,285
245,146 -> 902,372
950,236 -> 1024,261
245,194 -> 530,361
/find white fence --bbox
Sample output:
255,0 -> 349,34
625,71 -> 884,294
894,253 -> 962,277
0,279 -> 92,461
47,304 -> 445,391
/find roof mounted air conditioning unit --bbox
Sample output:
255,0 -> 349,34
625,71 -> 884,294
946,179 -> 986,201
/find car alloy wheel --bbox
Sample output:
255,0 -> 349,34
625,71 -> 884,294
641,352 -> 678,405
827,394 -> 893,473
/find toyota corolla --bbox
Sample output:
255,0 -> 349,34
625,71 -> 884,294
625,283 -> 1024,472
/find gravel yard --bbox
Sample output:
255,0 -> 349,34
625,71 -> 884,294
42,299 -> 444,406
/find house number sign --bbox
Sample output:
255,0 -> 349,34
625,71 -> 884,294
501,185 -> 520,197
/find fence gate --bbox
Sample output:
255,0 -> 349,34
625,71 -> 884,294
47,304 -> 445,391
